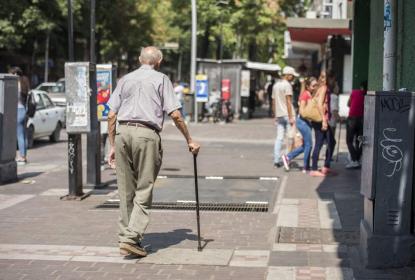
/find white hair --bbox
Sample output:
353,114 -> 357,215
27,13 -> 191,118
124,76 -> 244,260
139,46 -> 163,66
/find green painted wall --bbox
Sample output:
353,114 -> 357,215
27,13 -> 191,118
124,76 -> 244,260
352,0 -> 370,89
397,0 -> 415,91
366,0 -> 415,91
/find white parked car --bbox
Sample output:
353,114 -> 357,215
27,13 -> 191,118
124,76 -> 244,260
35,82 -> 66,107
26,90 -> 66,148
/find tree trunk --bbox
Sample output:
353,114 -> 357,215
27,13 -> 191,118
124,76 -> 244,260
248,40 -> 257,61
200,24 -> 210,58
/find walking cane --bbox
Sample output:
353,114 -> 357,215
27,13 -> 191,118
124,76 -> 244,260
193,154 -> 203,251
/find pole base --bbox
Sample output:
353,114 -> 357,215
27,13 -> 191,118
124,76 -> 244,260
360,220 -> 415,268
60,191 -> 92,201
84,182 -> 108,190
0,161 -> 17,185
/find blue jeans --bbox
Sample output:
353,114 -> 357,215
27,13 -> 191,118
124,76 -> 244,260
274,116 -> 289,163
287,117 -> 312,170
17,107 -> 27,158
311,122 -> 336,170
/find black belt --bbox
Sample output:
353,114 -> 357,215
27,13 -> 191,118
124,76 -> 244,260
119,121 -> 159,133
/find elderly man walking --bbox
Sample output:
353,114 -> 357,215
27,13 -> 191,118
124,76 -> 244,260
107,46 -> 200,257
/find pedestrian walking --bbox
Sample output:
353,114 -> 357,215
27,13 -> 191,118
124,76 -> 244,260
309,72 -> 336,177
272,66 -> 298,168
107,46 -> 200,258
345,81 -> 366,169
327,72 -> 340,136
10,66 -> 30,165
281,77 -> 318,172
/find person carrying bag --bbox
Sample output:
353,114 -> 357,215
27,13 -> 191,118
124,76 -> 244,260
280,77 -> 317,173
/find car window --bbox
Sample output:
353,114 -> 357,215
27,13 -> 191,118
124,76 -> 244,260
34,94 -> 45,110
38,86 -> 48,92
41,94 -> 54,108
50,86 -> 62,93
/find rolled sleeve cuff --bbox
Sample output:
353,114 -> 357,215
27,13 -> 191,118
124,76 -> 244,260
107,101 -> 119,113
166,105 -> 182,115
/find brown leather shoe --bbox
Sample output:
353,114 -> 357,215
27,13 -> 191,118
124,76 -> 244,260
119,242 -> 147,257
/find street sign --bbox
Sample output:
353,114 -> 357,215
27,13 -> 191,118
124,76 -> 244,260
96,64 -> 114,121
65,62 -> 91,134
196,74 -> 209,102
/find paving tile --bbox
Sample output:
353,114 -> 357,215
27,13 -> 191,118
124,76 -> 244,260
325,267 -> 354,280
266,266 -> 295,280
318,199 -> 342,229
277,205 -> 298,227
229,250 -> 270,267
272,243 -> 297,252
268,252 -> 308,267
138,248 -> 233,266
0,195 -> 35,210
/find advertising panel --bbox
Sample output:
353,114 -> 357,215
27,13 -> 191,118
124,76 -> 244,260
240,70 -> 250,97
96,64 -> 113,121
196,74 -> 209,102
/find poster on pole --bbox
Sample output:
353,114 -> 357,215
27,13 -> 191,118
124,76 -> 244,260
65,62 -> 91,134
196,74 -> 209,102
241,70 -> 250,97
96,64 -> 113,121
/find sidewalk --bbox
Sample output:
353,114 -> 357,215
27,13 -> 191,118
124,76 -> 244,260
0,119 -> 414,279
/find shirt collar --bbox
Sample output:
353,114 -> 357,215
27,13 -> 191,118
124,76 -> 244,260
140,64 -> 154,70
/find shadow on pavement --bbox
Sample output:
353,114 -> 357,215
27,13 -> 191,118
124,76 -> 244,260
18,171 -> 44,180
141,229 -> 214,253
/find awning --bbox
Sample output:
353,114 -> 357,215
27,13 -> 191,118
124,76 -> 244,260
287,17 -> 351,44
246,61 -> 281,72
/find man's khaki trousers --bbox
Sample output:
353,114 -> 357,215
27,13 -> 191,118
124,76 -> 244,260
115,125 -> 162,244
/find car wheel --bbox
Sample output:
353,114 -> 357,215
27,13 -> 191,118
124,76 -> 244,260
27,125 -> 34,149
50,122 -> 62,142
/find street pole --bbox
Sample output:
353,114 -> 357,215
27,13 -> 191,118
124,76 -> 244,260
86,0 -> 102,187
383,0 -> 397,91
44,30 -> 50,82
66,0 -> 83,198
219,10 -> 224,101
191,0 -> 197,123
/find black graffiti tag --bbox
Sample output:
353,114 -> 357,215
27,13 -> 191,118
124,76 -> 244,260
380,97 -> 411,113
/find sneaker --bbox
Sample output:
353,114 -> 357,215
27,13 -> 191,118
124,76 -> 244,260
321,167 -> 338,176
119,242 -> 147,257
281,155 -> 290,171
345,161 -> 360,169
274,162 -> 283,168
309,170 -> 326,177
16,158 -> 27,166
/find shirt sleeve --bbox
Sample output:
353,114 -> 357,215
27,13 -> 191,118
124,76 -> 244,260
107,78 -> 123,113
284,81 -> 293,96
161,75 -> 182,114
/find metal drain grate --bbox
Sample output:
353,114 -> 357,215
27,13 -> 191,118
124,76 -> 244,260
95,200 -> 268,212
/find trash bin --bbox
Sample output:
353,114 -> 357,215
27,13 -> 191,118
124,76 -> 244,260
0,74 -> 18,184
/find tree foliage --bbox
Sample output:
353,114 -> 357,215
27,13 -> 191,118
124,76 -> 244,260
0,0 -> 310,79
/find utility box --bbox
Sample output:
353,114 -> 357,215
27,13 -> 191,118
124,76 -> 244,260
0,74 -> 18,184
65,62 -> 92,134
360,91 -> 415,268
